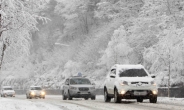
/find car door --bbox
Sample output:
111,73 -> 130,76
27,88 -> 30,96
63,79 -> 69,95
0,89 -> 2,95
105,71 -> 111,93
108,69 -> 116,94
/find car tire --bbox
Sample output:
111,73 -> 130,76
104,89 -> 111,102
43,96 -> 45,99
114,89 -> 121,103
68,91 -> 73,100
137,97 -> 143,103
150,96 -> 157,103
91,96 -> 96,100
62,95 -> 67,100
84,98 -> 88,100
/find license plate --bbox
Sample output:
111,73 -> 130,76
134,91 -> 147,96
80,92 -> 88,94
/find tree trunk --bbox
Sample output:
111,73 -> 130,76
0,3 -> 2,70
0,3 -> 6,71
0,42 -> 6,70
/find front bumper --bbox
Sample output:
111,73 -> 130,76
117,85 -> 158,99
3,93 -> 15,97
30,94 -> 45,98
69,89 -> 96,98
119,90 -> 157,99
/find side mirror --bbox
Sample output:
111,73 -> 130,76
151,74 -> 156,78
110,74 -> 116,78
92,83 -> 95,85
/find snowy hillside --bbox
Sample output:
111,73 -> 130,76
1,0 -> 184,89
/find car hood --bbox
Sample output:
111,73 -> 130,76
118,77 -> 153,82
70,85 -> 94,88
4,90 -> 15,93
30,90 -> 42,92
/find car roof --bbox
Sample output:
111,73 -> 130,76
69,77 -> 89,79
30,86 -> 42,88
111,64 -> 144,70
2,86 -> 12,88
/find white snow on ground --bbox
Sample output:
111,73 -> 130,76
158,97 -> 184,105
97,95 -> 184,104
0,96 -> 184,110
0,98 -> 62,110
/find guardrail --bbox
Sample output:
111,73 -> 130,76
14,87 -> 184,98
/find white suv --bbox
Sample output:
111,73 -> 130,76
104,64 -> 158,103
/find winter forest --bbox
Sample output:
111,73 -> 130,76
0,0 -> 184,89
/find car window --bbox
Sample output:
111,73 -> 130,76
119,69 -> 148,77
65,79 -> 69,85
70,78 -> 91,85
111,69 -> 116,75
30,87 -> 42,90
4,88 -> 13,90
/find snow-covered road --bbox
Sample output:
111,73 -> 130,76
0,95 -> 184,110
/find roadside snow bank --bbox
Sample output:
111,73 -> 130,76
0,98 -> 61,110
158,97 -> 184,105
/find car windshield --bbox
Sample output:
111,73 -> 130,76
31,87 -> 42,90
70,78 -> 91,85
4,88 -> 13,90
119,69 -> 148,77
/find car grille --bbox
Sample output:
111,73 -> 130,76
79,87 -> 89,91
131,82 -> 148,84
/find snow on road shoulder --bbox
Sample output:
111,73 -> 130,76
0,98 -> 62,110
158,97 -> 184,105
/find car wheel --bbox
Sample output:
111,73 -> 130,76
68,91 -> 73,100
91,96 -> 96,100
43,96 -> 45,99
26,95 -> 28,99
104,89 -> 111,102
137,97 -> 143,103
62,95 -> 67,100
114,89 -> 121,103
84,98 -> 88,100
150,96 -> 157,103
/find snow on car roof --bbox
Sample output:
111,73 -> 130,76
2,86 -> 12,88
30,86 -> 41,87
111,64 -> 144,70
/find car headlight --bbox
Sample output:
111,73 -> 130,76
120,90 -> 126,94
31,91 -> 35,95
151,81 -> 157,86
120,81 -> 128,86
70,86 -> 78,90
152,90 -> 158,95
41,91 -> 45,95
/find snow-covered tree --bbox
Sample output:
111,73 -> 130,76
0,0 -> 49,74
99,26 -> 133,68
95,0 -> 143,20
